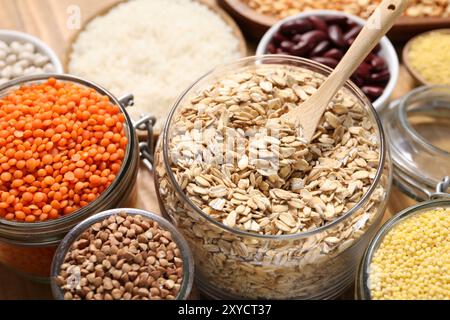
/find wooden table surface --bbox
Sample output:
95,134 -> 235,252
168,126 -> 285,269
0,0 -> 419,300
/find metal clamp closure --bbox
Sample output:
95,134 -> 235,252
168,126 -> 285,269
118,94 -> 156,172
134,115 -> 157,172
431,176 -> 450,200
119,94 -> 135,109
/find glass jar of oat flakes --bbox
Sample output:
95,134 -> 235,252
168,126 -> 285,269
154,56 -> 392,299
0,74 -> 144,280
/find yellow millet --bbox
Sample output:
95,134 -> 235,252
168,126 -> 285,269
409,32 -> 450,85
369,208 -> 450,300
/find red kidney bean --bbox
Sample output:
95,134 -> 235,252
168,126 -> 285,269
276,48 -> 290,55
280,41 -> 294,52
346,20 -> 359,30
310,40 -> 331,57
365,53 -> 376,63
280,19 -> 312,35
292,34 -> 303,43
294,19 -> 313,32
347,37 -> 356,47
291,40 -> 314,56
362,86 -> 384,99
279,21 -> 296,35
301,30 -> 328,47
311,56 -> 339,68
356,62 -> 372,80
351,75 -> 364,87
323,16 -> 348,27
272,32 -> 289,45
267,43 -> 277,54
369,69 -> 390,83
370,55 -> 387,71
323,48 -> 344,60
328,25 -> 345,47
343,25 -> 362,43
308,16 -> 328,33
371,43 -> 382,54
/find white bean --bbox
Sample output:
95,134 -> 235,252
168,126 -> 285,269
1,66 -> 12,79
33,54 -> 50,67
43,63 -> 55,73
6,54 -> 17,65
0,39 -> 53,80
24,66 -> 37,75
12,65 -> 23,78
15,60 -> 30,69
10,41 -> 22,54
19,51 -> 34,61
0,78 -> 9,86
23,42 -> 35,53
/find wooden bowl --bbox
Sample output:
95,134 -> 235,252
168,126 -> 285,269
390,17 -> 450,43
218,0 -> 276,39
219,0 -> 450,42
403,29 -> 450,86
64,0 -> 248,137
65,0 -> 247,69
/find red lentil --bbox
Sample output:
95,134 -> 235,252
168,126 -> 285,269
0,78 -> 127,222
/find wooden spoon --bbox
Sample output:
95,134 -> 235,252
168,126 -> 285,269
281,0 -> 409,142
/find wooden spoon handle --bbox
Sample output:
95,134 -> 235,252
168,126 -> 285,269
317,0 -> 408,101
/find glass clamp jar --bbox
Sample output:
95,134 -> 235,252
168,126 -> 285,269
382,85 -> 450,201
50,208 -> 194,300
153,56 -> 393,300
0,74 -> 155,280
357,176 -> 450,300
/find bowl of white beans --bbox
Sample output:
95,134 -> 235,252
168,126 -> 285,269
0,30 -> 63,86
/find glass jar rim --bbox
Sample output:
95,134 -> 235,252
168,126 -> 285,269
357,198 -> 450,300
162,55 -> 388,240
50,208 -> 195,300
0,74 -> 136,238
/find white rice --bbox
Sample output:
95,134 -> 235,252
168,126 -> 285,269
69,0 -> 242,129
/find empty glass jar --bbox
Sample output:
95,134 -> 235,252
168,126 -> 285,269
383,85 -> 450,201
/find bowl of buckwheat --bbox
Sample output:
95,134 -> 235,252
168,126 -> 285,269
50,209 -> 194,300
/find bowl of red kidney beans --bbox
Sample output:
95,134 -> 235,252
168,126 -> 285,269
257,10 -> 399,112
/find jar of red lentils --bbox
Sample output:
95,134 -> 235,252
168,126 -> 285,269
357,177 -> 450,300
0,74 -> 143,280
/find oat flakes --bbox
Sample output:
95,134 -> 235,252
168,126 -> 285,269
155,64 -> 390,299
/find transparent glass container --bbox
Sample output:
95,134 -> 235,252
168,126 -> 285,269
358,86 -> 450,299
357,177 -> 450,300
382,86 -> 450,201
50,208 -> 194,300
154,56 -> 392,299
0,74 -> 140,280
